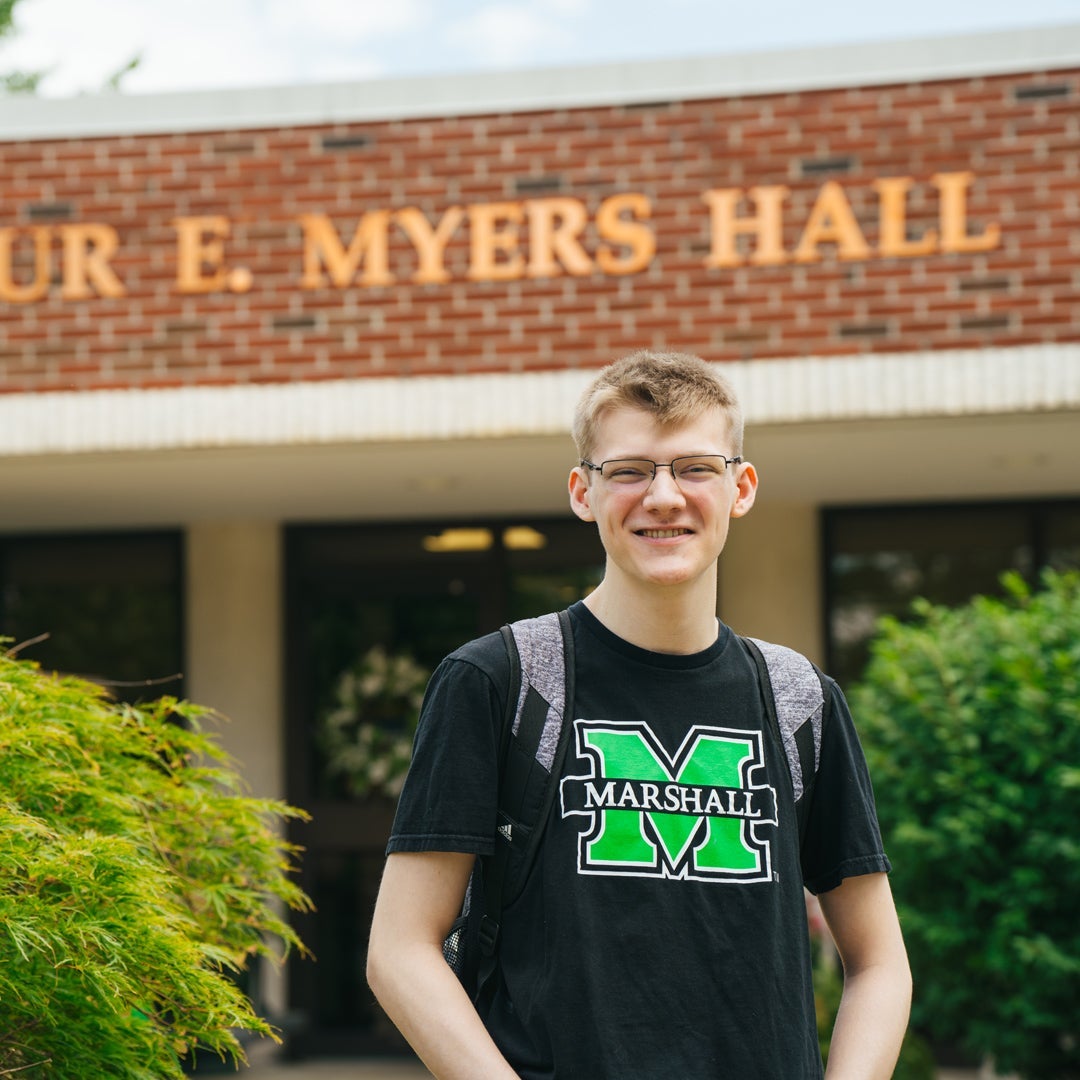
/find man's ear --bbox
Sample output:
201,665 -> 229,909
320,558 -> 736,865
568,466 -> 595,522
730,460 -> 758,519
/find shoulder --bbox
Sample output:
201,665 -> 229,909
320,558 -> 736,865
434,629 -> 513,702
446,629 -> 510,675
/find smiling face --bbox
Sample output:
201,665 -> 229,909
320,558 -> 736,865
569,404 -> 758,597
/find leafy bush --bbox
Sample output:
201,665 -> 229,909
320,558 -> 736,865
0,646 -> 311,1078
851,571 -> 1080,1079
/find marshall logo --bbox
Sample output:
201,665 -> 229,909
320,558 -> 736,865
560,720 -> 777,883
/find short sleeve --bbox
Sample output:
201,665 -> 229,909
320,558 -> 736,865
800,679 -> 892,894
386,636 -> 509,856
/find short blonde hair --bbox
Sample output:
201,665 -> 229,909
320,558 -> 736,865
572,350 -> 744,462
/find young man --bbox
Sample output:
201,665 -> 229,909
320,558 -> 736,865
368,350 -> 911,1078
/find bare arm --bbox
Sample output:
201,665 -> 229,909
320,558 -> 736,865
818,872 -> 912,1080
366,850 -> 519,1080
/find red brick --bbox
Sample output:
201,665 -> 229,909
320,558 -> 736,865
2,67 -> 1079,394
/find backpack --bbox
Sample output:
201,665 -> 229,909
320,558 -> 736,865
442,608 -> 829,1001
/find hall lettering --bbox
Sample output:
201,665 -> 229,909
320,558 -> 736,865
0,224 -> 126,303
702,171 -> 999,268
299,193 -> 655,289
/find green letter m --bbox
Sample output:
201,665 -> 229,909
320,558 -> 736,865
560,720 -> 776,883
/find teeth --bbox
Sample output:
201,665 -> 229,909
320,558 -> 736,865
639,529 -> 689,538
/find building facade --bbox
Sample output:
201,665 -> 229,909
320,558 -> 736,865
2,25 -> 1079,1053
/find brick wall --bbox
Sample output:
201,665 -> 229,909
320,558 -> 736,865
1,67 -> 1077,392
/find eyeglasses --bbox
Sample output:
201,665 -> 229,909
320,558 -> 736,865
580,455 -> 742,488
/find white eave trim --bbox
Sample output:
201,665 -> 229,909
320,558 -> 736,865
1,345 -> 1078,458
1,24 -> 1079,142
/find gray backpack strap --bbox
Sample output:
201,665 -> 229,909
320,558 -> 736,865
502,609 -> 575,890
746,638 -> 826,807
508,611 -> 568,772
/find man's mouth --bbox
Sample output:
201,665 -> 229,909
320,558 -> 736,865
635,528 -> 692,538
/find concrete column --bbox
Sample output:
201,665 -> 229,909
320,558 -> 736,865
184,521 -> 287,1016
719,502 -> 825,666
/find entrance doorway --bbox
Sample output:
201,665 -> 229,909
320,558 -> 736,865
284,517 -> 603,1055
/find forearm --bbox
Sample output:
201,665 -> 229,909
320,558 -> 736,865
368,938 -> 519,1080
367,851 -> 519,1080
824,960 -> 912,1080
817,872 -> 912,1080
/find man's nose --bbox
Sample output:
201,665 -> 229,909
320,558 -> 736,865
643,465 -> 685,505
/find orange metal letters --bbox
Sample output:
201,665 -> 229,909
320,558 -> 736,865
0,226 -> 51,304
792,181 -> 871,264
933,171 -> 1000,254
467,202 -> 526,282
596,193 -> 656,275
703,173 -> 999,268
174,216 -> 234,294
526,198 -> 593,279
394,206 -> 466,285
61,224 -> 126,300
299,212 -> 395,289
1,171 -> 1002,305
702,186 -> 788,268
873,177 -> 938,258
0,225 -> 126,302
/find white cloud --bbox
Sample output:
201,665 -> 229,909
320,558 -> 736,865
264,0 -> 432,41
541,0 -> 589,14
446,2 -> 576,65
0,0 -> 419,95
2,0 -> 1078,98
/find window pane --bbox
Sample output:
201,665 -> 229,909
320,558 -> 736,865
826,506 -> 1034,685
506,519 -> 604,620
288,518 -> 604,801
0,533 -> 183,704
285,516 -> 604,1049
1044,505 -> 1080,572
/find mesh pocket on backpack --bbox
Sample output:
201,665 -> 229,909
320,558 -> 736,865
443,913 -> 467,977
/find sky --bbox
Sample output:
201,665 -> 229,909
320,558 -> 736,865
1,0 -> 1079,98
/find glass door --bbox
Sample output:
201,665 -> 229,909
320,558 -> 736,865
284,517 -> 603,1055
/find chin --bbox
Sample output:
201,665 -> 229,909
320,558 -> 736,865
639,566 -> 702,588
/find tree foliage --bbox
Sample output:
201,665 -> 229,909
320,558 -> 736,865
0,0 -> 16,38
1,0 -> 137,93
0,0 -> 44,94
851,570 -> 1080,1079
0,645 -> 311,1078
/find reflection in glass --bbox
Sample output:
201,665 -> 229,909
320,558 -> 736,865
285,516 -> 604,1049
825,501 -> 1080,686
0,533 -> 183,704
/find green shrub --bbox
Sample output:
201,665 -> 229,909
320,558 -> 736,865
0,646 -> 311,1078
851,570 -> 1080,1079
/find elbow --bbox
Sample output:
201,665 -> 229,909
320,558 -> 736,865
366,924 -> 393,1003
887,932 -> 914,1011
899,952 -> 914,1015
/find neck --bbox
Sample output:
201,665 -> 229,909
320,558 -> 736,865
583,574 -> 720,654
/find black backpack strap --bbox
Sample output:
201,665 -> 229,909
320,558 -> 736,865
470,622 -> 528,987
512,608 -> 575,902
474,609 -> 574,996
740,636 -> 827,839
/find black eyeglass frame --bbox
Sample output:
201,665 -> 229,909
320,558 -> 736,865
580,455 -> 743,485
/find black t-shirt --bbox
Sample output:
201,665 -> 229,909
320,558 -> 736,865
389,603 -> 890,1079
